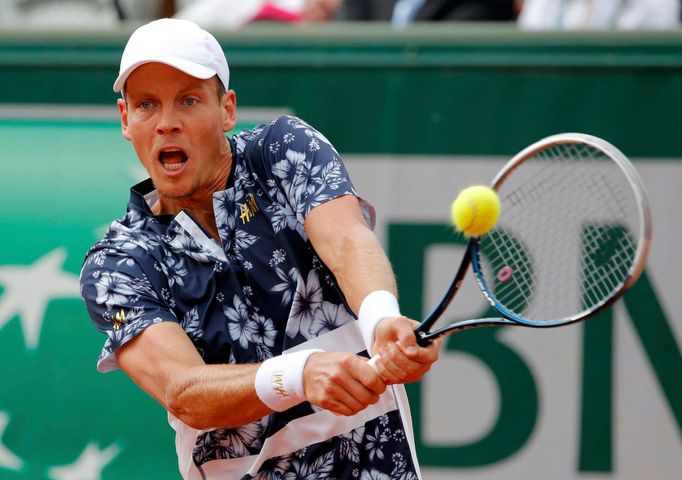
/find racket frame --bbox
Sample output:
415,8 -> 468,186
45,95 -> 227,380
415,133 -> 652,345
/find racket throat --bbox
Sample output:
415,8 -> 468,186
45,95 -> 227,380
415,330 -> 431,347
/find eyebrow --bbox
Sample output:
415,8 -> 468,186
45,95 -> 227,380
127,82 -> 210,101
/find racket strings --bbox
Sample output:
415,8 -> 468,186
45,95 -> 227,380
478,141 -> 641,323
486,145 -> 582,315
484,236 -> 534,310
580,228 -> 635,307
577,159 -> 637,309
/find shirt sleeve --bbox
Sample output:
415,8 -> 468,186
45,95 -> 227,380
256,115 -> 375,229
80,245 -> 178,373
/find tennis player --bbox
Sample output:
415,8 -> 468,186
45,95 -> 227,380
80,18 -> 440,479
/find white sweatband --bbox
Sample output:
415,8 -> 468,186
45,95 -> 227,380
255,348 -> 323,412
358,290 -> 401,352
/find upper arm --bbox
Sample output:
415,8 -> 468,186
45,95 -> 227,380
116,321 -> 205,407
80,248 -> 206,413
80,246 -> 180,373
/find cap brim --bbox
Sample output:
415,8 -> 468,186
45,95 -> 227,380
113,57 -> 217,92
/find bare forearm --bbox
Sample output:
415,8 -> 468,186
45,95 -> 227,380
333,228 -> 397,314
165,363 -> 271,430
167,351 -> 390,426
304,196 -> 398,314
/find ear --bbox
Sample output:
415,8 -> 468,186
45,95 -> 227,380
221,90 -> 237,133
118,98 -> 132,141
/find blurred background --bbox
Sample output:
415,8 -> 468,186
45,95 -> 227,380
1,1 -> 681,479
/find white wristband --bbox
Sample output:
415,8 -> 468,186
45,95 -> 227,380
255,348 -> 323,412
358,290 -> 401,352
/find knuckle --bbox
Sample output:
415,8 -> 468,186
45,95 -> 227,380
320,379 -> 337,396
338,353 -> 356,369
328,370 -> 342,383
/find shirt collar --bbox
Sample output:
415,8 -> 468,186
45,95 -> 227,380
128,178 -> 175,224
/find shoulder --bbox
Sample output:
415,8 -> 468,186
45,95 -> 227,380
82,209 -> 165,277
269,115 -> 336,151
257,115 -> 318,137
232,115 -> 334,153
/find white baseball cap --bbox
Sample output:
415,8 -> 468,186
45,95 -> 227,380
113,18 -> 230,93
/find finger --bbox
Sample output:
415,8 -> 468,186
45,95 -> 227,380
354,359 -> 387,396
421,337 -> 443,363
395,323 -> 420,357
326,357 -> 384,406
326,399 -> 358,417
311,372 -> 372,414
387,341 -> 424,370
398,337 -> 441,365
336,368 -> 383,405
372,351 -> 404,384
379,343 -> 422,383
327,382 -> 371,414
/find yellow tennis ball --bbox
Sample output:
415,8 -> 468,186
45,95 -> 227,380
451,185 -> 501,236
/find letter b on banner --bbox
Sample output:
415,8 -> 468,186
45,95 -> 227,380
388,223 -> 538,466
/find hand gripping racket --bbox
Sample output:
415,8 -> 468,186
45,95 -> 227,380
378,133 -> 652,357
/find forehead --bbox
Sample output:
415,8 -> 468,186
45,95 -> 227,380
124,63 -> 216,95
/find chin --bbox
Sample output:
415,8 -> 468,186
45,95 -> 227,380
154,181 -> 188,199
160,188 -> 192,201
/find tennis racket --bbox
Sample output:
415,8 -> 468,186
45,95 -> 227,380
388,133 -> 652,351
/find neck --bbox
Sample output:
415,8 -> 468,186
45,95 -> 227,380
153,193 -> 222,241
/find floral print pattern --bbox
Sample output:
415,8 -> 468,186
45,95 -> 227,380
80,116 -> 416,479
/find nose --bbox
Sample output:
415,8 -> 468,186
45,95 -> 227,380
156,105 -> 181,135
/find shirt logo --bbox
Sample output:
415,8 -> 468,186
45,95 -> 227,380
112,309 -> 126,330
272,372 -> 289,397
239,194 -> 261,224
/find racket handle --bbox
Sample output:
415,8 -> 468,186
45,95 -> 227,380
367,353 -> 380,371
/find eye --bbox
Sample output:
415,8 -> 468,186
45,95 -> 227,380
139,100 -> 153,110
184,97 -> 198,106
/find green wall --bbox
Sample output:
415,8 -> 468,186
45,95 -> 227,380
2,24 -> 682,156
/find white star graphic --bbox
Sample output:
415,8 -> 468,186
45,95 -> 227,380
47,442 -> 121,480
0,248 -> 80,349
0,411 -> 23,471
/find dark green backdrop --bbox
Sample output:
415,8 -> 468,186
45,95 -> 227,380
2,24 -> 682,156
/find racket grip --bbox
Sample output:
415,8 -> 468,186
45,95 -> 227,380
367,354 -> 380,371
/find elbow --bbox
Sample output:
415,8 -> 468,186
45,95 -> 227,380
165,373 -> 213,430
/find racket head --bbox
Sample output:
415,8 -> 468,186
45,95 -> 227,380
470,133 -> 651,327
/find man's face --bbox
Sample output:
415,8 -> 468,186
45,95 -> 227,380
118,63 -> 236,205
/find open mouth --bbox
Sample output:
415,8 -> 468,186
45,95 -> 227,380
159,148 -> 188,171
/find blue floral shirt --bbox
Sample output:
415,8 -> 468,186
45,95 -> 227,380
80,115 -> 419,480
